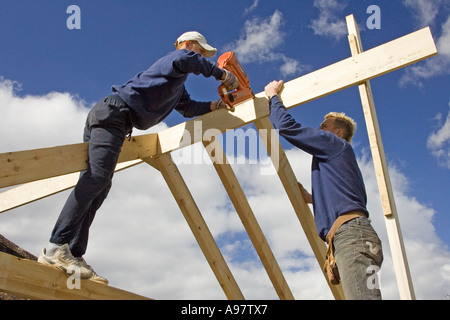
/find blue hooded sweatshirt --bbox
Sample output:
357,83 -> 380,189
112,49 -> 224,130
269,96 -> 368,241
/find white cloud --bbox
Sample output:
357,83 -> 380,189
224,10 -> 308,77
427,104 -> 450,169
399,10 -> 450,86
1,78 -> 450,299
309,0 -> 348,40
403,0 -> 443,27
243,0 -> 260,16
225,10 -> 284,64
0,77 -> 89,152
438,16 -> 450,56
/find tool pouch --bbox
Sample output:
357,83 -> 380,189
323,245 -> 340,285
323,211 -> 366,285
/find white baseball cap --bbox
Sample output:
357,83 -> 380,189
174,31 -> 217,57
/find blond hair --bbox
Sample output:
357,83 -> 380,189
325,112 -> 357,143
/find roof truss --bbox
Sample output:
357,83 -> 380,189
0,15 -> 437,299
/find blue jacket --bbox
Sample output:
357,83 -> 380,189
112,49 -> 224,130
269,96 -> 368,241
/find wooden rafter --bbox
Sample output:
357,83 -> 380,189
203,138 -> 295,300
147,154 -> 244,300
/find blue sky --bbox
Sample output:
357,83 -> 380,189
1,1 -> 449,299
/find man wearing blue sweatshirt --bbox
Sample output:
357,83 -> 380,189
265,80 -> 383,300
38,32 -> 238,284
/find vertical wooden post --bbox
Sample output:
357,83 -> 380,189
346,14 -> 416,299
145,154 -> 244,300
254,117 -> 345,300
203,138 -> 294,300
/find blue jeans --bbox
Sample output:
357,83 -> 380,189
333,216 -> 383,300
50,95 -> 132,257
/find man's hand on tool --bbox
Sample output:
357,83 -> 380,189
211,98 -> 234,111
221,69 -> 239,91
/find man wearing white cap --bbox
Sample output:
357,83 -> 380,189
38,31 -> 238,284
174,31 -> 218,58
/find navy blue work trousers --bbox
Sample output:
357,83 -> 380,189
50,95 -> 133,257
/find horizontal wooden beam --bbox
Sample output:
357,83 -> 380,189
0,134 -> 157,189
0,160 -> 143,214
281,27 -> 436,109
0,251 -> 151,300
155,27 -> 437,155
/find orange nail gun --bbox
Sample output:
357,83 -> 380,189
217,51 -> 254,108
